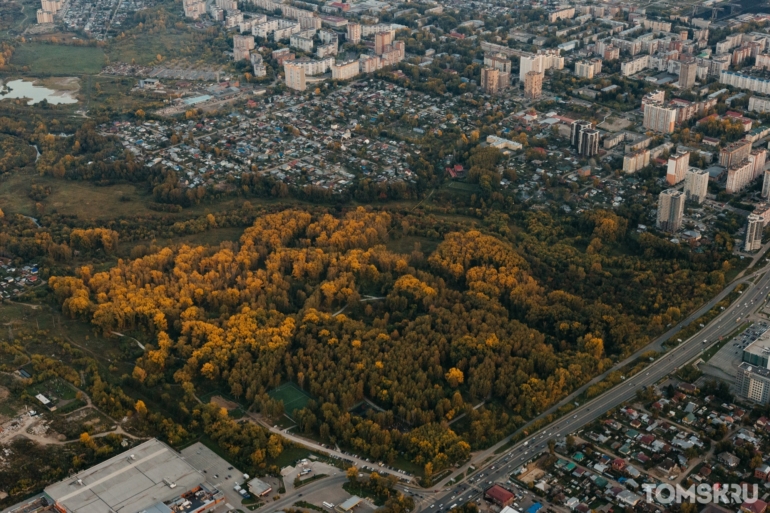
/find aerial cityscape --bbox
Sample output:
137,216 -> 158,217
8,0 -> 770,512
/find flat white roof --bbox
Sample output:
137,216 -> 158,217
45,439 -> 209,513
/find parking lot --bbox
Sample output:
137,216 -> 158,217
181,442 -> 249,508
703,320 -> 769,381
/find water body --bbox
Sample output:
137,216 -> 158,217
0,79 -> 77,105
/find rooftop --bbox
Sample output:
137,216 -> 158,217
45,439 -> 213,513
743,332 -> 770,361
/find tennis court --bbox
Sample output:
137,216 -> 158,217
267,382 -> 311,419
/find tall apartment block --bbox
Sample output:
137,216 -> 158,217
643,102 -> 677,134
183,0 -> 206,19
570,120 -> 599,157
745,214 -> 765,252
481,68 -> 501,94
233,35 -> 255,61
726,159 -> 754,194
656,189 -> 685,233
347,22 -> 361,44
666,150 -> 690,185
524,71 -> 543,99
762,169 -> 770,198
683,167 -> 709,204
719,139 -> 751,168
284,62 -> 306,91
374,31 -> 393,55
679,59 -> 697,89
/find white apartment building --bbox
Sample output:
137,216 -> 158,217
749,95 -> 770,113
362,23 -> 396,37
721,71 -> 770,95
575,59 -> 601,79
274,20 -> 301,41
317,43 -> 337,58
620,54 -> 650,76
519,50 -> 563,82
253,19 -> 278,38
684,167 -> 709,204
288,56 -> 333,75
623,149 -> 651,173
290,30 -> 315,52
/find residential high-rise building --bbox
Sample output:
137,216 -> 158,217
284,62 -> 306,91
656,189 -> 685,232
374,31 -> 393,55
40,0 -> 61,13
571,121 -> 586,147
762,169 -> 770,198
519,54 -> 543,83
233,35 -> 255,61
745,214 -> 765,252
679,59 -> 697,89
524,71 -> 543,99
719,139 -> 752,168
751,148 -> 768,180
36,8 -> 53,23
481,67 -> 501,94
575,60 -> 595,79
666,150 -> 690,185
684,167 -> 709,204
643,102 -> 677,134
183,0 -> 206,19
726,159 -> 754,193
737,363 -> 770,404
347,22 -> 361,44
484,53 -> 511,74
570,120 -> 599,157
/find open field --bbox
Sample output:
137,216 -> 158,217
0,171 -> 148,218
107,30 -> 225,68
12,43 -> 105,75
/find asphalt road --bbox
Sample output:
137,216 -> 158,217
419,269 -> 770,512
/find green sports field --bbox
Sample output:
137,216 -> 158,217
267,382 -> 311,418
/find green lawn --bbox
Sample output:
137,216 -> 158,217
12,43 -> 105,75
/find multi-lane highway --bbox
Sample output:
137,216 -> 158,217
418,268 -> 770,512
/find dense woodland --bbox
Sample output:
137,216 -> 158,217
47,206 -> 735,476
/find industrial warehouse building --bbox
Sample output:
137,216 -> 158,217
44,439 -> 224,513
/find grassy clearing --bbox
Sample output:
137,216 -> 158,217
12,43 -> 105,75
385,235 -> 438,255
107,29 -> 221,67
